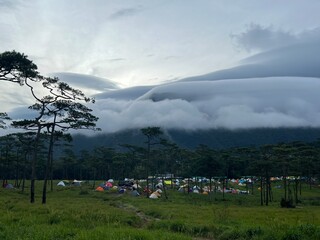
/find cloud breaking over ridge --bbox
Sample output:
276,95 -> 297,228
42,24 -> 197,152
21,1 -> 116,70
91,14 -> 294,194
1,0 -> 320,135
91,77 -> 320,133
5,21 -> 320,134
84,28 -> 320,133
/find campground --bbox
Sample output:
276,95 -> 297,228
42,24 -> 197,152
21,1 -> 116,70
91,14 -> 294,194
0,180 -> 319,240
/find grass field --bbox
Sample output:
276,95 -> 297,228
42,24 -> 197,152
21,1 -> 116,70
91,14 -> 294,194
0,181 -> 319,240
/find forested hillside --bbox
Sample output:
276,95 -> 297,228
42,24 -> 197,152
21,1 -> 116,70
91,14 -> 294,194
72,127 -> 320,152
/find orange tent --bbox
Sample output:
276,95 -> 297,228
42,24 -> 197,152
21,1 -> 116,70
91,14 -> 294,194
96,186 -> 104,192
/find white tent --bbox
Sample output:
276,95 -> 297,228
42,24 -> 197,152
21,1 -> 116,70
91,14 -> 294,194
57,181 -> 66,187
72,180 -> 82,186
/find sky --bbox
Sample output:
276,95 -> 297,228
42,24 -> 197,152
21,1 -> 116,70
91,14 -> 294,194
1,0 -> 320,134
1,0 -> 320,87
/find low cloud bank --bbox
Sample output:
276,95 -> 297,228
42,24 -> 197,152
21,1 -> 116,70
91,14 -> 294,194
4,23 -> 320,135
8,77 -> 320,135
91,77 -> 320,133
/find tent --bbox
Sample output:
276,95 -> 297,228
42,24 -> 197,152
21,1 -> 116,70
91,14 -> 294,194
193,185 -> 200,193
131,189 -> 140,196
132,183 -> 141,189
72,180 -> 82,186
57,181 -> 66,187
164,180 -> 172,185
5,183 -> 14,189
178,184 -> 189,192
118,180 -> 133,187
96,186 -> 104,192
149,189 -> 162,199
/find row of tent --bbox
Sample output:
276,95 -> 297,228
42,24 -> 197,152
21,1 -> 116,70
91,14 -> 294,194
95,180 -> 141,192
57,180 -> 82,187
94,179 -> 163,199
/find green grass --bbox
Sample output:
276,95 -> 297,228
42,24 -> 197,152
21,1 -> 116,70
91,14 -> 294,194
0,181 -> 319,239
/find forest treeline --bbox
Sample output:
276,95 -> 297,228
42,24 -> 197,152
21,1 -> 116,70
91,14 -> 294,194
1,127 -> 319,184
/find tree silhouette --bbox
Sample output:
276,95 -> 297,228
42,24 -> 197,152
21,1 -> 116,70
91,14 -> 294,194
0,50 -> 39,84
141,127 -> 163,196
1,51 -> 100,203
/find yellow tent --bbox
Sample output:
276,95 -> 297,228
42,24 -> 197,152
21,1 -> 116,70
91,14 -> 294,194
164,180 -> 172,185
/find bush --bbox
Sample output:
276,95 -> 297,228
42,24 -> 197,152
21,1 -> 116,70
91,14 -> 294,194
280,198 -> 295,208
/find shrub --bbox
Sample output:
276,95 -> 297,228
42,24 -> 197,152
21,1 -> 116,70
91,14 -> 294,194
280,198 -> 295,208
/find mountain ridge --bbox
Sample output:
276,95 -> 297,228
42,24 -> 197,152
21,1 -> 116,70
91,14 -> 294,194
70,127 -> 320,152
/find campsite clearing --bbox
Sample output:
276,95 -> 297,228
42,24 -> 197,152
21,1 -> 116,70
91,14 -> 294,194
0,181 -> 319,240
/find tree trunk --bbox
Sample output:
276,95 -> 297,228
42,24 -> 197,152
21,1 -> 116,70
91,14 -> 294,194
251,176 -> 254,195
30,179 -> 35,203
284,175 -> 287,201
21,178 -> 25,193
295,177 -> 299,204
50,150 -> 53,192
299,178 -> 302,196
21,153 -> 27,193
42,179 -> 48,204
260,176 -> 263,206
222,178 -> 225,200
42,140 -> 53,204
15,152 -> 20,188
146,177 -> 149,197
265,175 -> 269,206
42,120 -> 56,204
92,168 -> 96,189
161,176 -> 168,199
31,127 -> 41,203
269,181 -> 273,202
309,176 -> 312,190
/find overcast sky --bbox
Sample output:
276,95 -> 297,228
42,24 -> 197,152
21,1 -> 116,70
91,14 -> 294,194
2,0 -> 320,134
1,0 -> 320,87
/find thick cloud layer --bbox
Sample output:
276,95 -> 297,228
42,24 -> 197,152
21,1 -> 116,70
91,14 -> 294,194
5,31 -> 320,134
88,30 -> 320,134
0,13 -> 320,135
91,77 -> 320,133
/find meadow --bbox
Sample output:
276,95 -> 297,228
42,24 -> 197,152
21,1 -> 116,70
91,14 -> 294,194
0,181 -> 319,240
